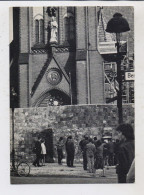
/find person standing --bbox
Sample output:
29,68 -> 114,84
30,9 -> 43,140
33,136 -> 42,167
79,135 -> 89,170
65,136 -> 75,167
95,140 -> 105,171
93,137 -> 98,148
107,140 -> 114,166
41,139 -> 47,166
85,138 -> 96,173
56,137 -> 64,165
116,123 -> 135,183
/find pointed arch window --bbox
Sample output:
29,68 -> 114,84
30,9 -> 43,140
64,17 -> 69,41
35,20 -> 39,43
34,19 -> 44,44
40,19 -> 44,43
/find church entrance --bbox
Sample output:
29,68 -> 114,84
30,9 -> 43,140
36,89 -> 71,107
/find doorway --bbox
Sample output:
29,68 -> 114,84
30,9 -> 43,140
40,128 -> 54,163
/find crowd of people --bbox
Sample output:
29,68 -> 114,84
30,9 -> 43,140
32,123 -> 135,183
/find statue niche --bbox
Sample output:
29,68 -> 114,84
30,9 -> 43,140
47,7 -> 58,44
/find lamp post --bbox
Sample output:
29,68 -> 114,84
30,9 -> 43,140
106,13 -> 130,124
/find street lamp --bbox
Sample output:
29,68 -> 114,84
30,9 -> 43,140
106,13 -> 130,124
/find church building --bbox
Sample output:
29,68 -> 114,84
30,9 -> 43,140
10,6 -> 134,108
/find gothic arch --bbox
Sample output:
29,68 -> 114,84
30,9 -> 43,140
33,88 -> 71,107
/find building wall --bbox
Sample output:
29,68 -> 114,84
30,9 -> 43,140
102,6 -> 134,54
19,64 -> 29,107
29,54 -> 48,88
17,6 -> 134,107
11,104 -> 134,161
19,7 -> 29,53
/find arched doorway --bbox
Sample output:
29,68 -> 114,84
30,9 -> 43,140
36,89 -> 71,107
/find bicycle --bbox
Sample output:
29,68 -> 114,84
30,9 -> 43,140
10,154 -> 31,177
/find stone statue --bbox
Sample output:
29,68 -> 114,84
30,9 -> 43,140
50,16 -> 58,44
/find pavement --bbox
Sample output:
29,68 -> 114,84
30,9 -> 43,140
11,162 -> 118,184
29,162 -> 117,179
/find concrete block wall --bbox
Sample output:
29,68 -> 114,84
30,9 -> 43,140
11,104 -> 134,162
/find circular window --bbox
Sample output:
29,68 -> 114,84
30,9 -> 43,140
46,68 -> 62,85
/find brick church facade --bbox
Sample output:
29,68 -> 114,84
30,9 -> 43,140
10,6 -> 134,108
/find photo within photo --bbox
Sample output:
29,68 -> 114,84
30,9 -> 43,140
10,6 -> 134,184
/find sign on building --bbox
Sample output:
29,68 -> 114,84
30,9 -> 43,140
125,72 -> 134,81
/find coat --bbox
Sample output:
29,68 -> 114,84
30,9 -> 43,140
34,140 -> 41,155
117,140 -> 134,176
85,142 -> 96,158
65,139 -> 75,154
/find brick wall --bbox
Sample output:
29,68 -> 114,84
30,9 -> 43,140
76,61 -> 88,104
76,7 -> 86,49
89,51 -> 104,104
20,7 -> 29,53
11,104 -> 134,162
29,53 -> 47,86
87,7 -> 97,50
19,64 -> 28,107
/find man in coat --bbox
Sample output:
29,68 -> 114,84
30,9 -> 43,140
56,137 -> 64,165
85,138 -> 96,173
116,124 -> 135,183
65,136 -> 75,167
33,136 -> 42,167
79,135 -> 89,170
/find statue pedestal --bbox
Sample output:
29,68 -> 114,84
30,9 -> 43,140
50,43 -> 57,53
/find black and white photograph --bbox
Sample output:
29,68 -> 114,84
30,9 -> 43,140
9,5 -> 135,184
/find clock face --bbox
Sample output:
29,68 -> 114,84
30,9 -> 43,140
46,68 -> 62,85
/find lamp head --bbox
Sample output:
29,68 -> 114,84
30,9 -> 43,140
106,13 -> 130,33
